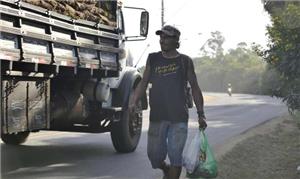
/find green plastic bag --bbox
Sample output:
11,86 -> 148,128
186,130 -> 218,178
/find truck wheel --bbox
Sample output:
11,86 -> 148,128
1,132 -> 30,145
111,96 -> 143,153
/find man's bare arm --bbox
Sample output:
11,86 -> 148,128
187,59 -> 204,113
129,59 -> 151,110
187,58 -> 207,129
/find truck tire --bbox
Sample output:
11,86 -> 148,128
111,94 -> 143,153
1,132 -> 30,145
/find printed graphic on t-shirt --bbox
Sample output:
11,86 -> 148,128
154,63 -> 179,76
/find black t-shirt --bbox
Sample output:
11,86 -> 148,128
148,52 -> 189,122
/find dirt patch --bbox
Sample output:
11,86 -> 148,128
214,114 -> 300,179
204,95 -> 217,103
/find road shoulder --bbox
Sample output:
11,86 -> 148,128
213,114 -> 287,160
214,114 -> 300,179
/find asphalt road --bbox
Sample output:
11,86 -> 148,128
1,93 -> 287,179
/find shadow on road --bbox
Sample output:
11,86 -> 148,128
1,131 -> 151,179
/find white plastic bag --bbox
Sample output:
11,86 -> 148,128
182,129 -> 202,173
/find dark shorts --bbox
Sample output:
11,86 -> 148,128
147,121 -> 188,168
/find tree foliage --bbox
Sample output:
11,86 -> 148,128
200,31 -> 225,58
260,2 -> 300,111
194,42 -> 266,94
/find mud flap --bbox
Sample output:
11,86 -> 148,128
1,78 -> 50,134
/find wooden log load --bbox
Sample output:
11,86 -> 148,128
22,0 -> 117,27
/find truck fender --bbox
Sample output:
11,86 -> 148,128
112,69 -> 148,110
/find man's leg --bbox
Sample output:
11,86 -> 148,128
159,161 -> 170,178
167,122 -> 188,179
147,121 -> 169,177
168,166 -> 182,179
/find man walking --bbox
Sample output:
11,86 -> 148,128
129,25 -> 207,179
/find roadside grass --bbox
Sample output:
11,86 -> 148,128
215,114 -> 300,179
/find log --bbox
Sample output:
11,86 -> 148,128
22,0 -> 116,26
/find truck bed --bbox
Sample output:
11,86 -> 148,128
0,0 -> 121,78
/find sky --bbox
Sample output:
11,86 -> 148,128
123,0 -> 271,67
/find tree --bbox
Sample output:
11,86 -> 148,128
237,42 -> 247,50
260,1 -> 300,111
200,31 -> 225,59
194,41 -> 265,94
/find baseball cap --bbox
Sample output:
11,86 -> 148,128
155,25 -> 181,38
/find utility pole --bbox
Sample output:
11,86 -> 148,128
161,0 -> 165,27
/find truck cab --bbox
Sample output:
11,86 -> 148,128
0,0 -> 149,153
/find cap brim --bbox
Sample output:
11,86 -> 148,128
155,30 -> 174,36
155,30 -> 163,35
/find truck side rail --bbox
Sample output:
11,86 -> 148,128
0,0 -> 122,79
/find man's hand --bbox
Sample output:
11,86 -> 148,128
197,111 -> 207,130
198,117 -> 207,130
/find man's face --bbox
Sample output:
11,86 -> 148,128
159,33 -> 178,51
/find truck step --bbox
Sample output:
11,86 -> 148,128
102,107 -> 122,113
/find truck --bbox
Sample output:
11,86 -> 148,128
0,0 -> 149,153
